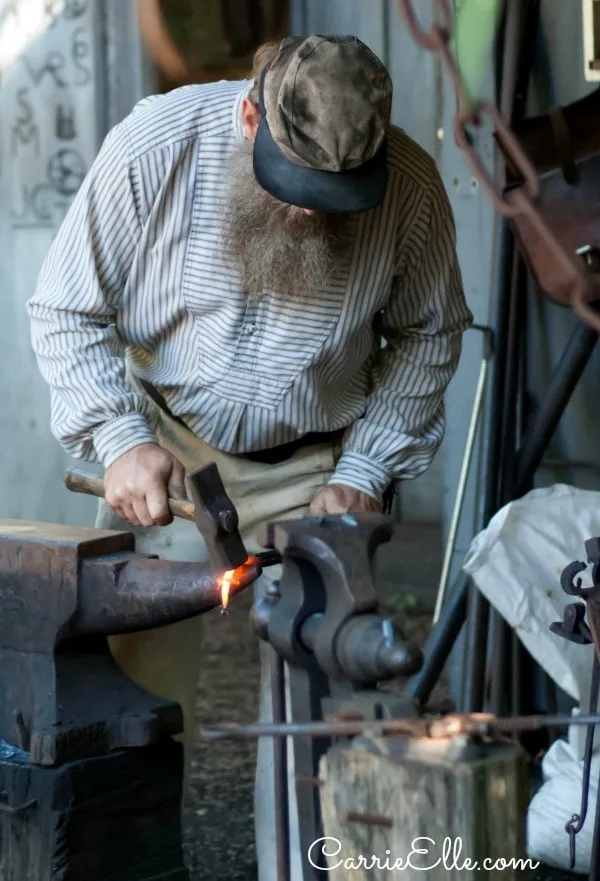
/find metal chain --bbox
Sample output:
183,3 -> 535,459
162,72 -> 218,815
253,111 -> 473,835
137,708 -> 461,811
395,0 -> 600,334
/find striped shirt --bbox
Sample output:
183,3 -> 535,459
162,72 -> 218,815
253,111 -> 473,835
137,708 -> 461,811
27,79 -> 472,501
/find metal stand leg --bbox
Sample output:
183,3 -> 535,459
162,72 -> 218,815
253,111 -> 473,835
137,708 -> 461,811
588,762 -> 600,880
404,573 -> 467,702
270,648 -> 290,881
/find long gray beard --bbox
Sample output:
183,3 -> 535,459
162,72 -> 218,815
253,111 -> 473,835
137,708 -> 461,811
222,141 -> 354,300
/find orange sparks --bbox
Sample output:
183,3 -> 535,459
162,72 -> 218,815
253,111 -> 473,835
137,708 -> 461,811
217,556 -> 259,612
219,569 -> 235,611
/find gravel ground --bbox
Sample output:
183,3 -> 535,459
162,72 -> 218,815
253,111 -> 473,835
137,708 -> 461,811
183,586 -> 261,881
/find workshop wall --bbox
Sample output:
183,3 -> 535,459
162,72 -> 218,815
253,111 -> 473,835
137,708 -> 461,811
292,0 -> 600,541
291,0 -> 476,525
0,0 -> 150,526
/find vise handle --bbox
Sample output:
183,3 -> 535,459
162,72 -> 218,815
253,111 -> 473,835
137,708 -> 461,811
64,467 -> 196,522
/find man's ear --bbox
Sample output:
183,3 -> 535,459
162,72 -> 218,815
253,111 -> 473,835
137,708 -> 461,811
241,98 -> 261,140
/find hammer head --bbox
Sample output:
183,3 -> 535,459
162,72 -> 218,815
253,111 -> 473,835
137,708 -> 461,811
186,463 -> 248,572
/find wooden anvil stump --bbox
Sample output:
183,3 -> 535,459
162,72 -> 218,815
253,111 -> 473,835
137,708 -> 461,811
0,518 -> 236,880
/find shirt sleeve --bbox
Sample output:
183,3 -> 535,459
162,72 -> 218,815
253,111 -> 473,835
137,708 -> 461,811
328,167 -> 473,502
26,122 -> 160,468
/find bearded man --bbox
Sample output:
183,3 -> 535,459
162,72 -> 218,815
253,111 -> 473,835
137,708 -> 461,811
28,34 -> 471,879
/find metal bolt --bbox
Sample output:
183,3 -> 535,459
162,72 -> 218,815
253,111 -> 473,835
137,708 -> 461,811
382,618 -> 394,647
341,811 -> 394,829
218,509 -> 237,533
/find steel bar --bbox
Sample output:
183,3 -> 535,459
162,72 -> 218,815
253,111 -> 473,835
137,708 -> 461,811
201,711 -> 600,742
566,659 -> 600,869
486,0 -> 541,723
409,303 -> 600,708
404,571 -> 468,703
461,0 -> 535,714
269,647 -> 290,881
433,332 -> 491,625
461,217 -> 513,713
489,245 -> 530,716
588,762 -> 600,881
514,317 -> 599,494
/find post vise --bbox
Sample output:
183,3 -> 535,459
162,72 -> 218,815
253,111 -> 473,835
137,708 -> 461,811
249,512 -> 424,880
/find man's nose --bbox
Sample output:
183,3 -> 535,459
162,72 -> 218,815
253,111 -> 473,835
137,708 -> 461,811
303,209 -> 318,216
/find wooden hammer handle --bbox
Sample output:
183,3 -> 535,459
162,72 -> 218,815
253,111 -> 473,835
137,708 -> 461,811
63,467 -> 196,522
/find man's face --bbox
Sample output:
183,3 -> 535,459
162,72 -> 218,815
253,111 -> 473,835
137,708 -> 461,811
222,139 -> 354,300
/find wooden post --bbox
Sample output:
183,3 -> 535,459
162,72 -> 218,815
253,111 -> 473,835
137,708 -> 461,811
317,734 -> 530,881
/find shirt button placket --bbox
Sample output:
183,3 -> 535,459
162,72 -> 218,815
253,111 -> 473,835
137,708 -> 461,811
235,301 -> 261,371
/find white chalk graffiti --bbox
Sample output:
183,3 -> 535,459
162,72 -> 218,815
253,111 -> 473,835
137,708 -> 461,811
0,0 -> 95,229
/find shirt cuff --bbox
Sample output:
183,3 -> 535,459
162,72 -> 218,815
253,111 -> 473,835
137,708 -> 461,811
327,451 -> 392,503
92,413 -> 159,469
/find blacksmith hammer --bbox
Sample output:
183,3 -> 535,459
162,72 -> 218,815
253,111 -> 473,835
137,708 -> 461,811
64,462 -> 253,572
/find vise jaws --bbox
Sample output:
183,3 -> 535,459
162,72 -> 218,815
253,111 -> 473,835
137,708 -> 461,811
249,512 -> 424,881
252,513 -> 422,689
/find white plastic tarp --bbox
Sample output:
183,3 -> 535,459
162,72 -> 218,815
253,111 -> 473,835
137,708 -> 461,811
463,483 -> 598,706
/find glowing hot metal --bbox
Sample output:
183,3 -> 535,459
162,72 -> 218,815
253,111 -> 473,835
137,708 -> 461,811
217,556 -> 262,614
219,569 -> 234,614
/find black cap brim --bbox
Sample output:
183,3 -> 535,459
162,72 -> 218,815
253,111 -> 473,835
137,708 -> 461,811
252,115 -> 388,214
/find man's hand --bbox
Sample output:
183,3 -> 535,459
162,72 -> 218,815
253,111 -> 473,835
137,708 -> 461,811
309,483 -> 381,516
104,443 -> 188,527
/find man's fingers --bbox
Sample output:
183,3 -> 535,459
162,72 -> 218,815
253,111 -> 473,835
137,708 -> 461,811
324,494 -> 347,514
132,496 -> 156,528
309,493 -> 327,516
168,462 -> 189,501
119,502 -> 142,527
146,481 -> 173,525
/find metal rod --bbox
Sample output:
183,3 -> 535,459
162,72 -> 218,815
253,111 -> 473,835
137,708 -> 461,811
270,647 -> 290,881
412,315 -> 600,709
514,318 -> 599,494
462,214 -> 516,713
589,751 -> 600,881
404,572 -> 468,703
433,350 -> 489,625
566,659 -> 600,869
488,247 -> 527,716
201,711 -> 600,742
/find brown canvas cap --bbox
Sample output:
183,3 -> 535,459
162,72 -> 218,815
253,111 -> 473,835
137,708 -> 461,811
253,35 -> 393,213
